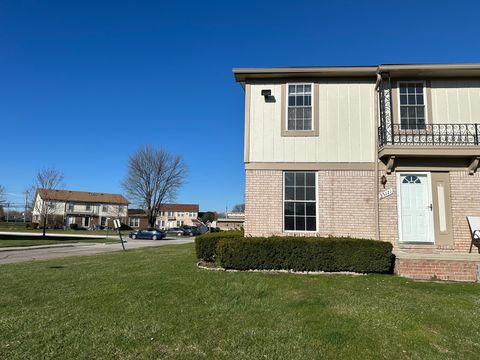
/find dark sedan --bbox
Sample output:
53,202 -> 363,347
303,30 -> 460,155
129,229 -> 166,240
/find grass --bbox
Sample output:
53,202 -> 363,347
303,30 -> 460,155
0,243 -> 479,359
0,234 -> 118,247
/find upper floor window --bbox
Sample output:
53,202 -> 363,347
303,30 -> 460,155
85,204 -> 92,211
102,205 -> 108,212
287,84 -> 312,131
398,82 -> 426,130
68,203 -> 74,211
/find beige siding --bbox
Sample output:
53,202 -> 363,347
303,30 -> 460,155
248,81 -> 376,163
431,79 -> 480,124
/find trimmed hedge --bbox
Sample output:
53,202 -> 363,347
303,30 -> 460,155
216,236 -> 394,274
195,231 -> 243,262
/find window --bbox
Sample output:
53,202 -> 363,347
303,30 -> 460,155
102,205 -> 108,212
129,217 -> 140,227
399,82 -> 426,130
68,203 -> 74,211
284,171 -> 317,232
177,220 -> 184,227
100,217 -> 106,226
402,175 -> 422,184
287,84 -> 312,131
168,211 -> 174,217
85,204 -> 92,211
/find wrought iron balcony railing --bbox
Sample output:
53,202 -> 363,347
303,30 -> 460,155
379,123 -> 480,147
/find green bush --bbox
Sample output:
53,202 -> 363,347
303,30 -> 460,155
69,223 -> 78,230
216,236 -> 394,274
195,230 -> 243,262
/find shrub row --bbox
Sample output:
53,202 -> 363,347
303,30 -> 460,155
195,230 -> 243,262
197,235 -> 394,274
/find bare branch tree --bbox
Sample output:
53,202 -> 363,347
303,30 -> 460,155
32,167 -> 65,237
0,185 -> 5,220
0,185 -> 5,204
232,203 -> 245,213
123,145 -> 188,228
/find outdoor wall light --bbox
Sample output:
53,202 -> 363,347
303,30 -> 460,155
261,89 -> 271,99
381,175 -> 387,188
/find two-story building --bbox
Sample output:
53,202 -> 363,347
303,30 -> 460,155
234,63 -> 480,282
33,189 -> 129,228
127,203 -> 199,229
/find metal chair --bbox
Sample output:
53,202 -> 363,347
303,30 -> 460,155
466,216 -> 480,253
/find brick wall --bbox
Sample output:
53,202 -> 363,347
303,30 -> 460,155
450,171 -> 480,252
245,169 -> 376,238
317,171 -> 376,239
395,258 -> 478,282
378,173 -> 399,246
245,169 -> 283,236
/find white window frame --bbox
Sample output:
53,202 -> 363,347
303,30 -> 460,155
397,80 -> 428,130
396,171 -> 434,244
102,205 -> 108,212
282,171 -> 318,233
285,83 -> 314,132
129,217 -> 140,227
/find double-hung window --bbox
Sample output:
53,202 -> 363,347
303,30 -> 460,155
287,84 -> 312,131
399,82 -> 426,130
284,171 -> 317,232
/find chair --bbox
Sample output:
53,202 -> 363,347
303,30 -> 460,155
466,216 -> 480,253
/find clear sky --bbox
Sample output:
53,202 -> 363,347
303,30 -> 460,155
1,0 -> 479,212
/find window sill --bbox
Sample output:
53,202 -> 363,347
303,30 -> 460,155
281,130 -> 318,137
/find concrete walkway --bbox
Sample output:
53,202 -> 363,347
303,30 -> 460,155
0,238 -> 194,265
0,231 -> 118,239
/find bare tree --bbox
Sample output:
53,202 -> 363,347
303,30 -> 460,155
33,167 -> 65,237
232,203 -> 245,213
0,185 -> 5,204
123,145 -> 188,228
0,185 -> 5,220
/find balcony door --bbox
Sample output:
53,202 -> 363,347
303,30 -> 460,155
397,173 -> 434,243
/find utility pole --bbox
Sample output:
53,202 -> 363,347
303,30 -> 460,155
23,190 -> 30,223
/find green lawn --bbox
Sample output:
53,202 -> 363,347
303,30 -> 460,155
0,234 -> 118,247
1,244 -> 479,359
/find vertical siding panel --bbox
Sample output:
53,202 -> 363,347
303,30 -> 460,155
349,83 -> 361,162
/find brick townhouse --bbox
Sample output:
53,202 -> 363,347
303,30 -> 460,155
233,63 -> 480,282
128,204 -> 199,229
32,189 -> 128,228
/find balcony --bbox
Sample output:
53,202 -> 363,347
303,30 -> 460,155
378,123 -> 480,174
66,207 -> 99,215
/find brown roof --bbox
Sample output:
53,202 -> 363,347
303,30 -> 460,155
233,63 -> 480,82
128,203 -> 199,216
37,189 -> 129,204
159,204 -> 199,212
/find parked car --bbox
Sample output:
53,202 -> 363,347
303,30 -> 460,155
129,229 -> 166,240
165,227 -> 186,236
209,227 -> 221,233
181,226 -> 200,236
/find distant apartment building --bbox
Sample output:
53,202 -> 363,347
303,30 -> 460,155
32,189 -> 129,228
128,204 -> 199,229
216,212 -> 245,231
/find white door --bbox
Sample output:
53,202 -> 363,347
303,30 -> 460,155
398,173 -> 433,243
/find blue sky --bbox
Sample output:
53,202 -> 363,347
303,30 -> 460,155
1,0 -> 479,212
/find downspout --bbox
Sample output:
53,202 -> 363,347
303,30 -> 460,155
374,72 -> 382,240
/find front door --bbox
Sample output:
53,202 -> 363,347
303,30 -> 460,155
398,173 -> 433,243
